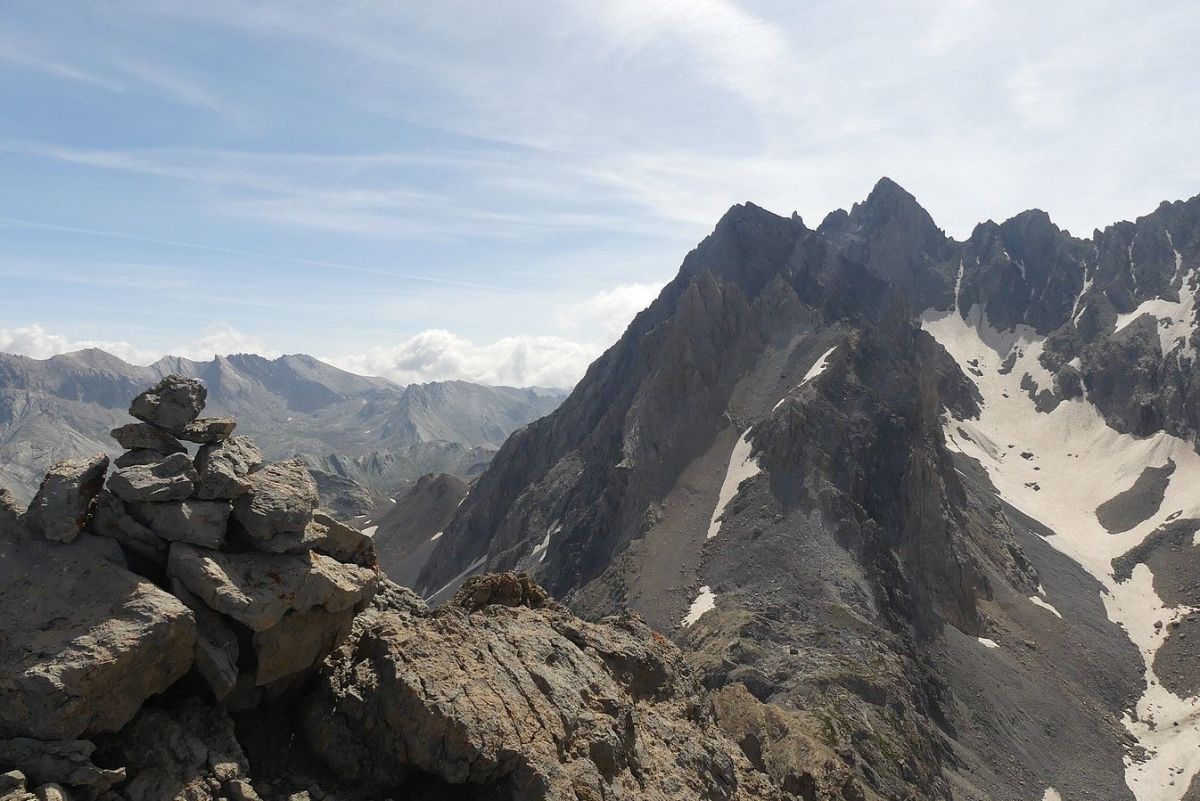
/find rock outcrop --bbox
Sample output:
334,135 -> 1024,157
306,573 -> 782,801
0,535 -> 195,740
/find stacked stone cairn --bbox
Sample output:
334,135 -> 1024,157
1,375 -> 377,801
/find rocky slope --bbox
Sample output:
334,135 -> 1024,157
1,378 -> 821,801
402,180 -> 1200,801
0,351 -> 565,508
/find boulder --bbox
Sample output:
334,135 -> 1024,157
129,375 -> 206,435
0,739 -> 124,793
250,512 -> 376,567
0,770 -> 31,801
178,416 -> 237,445
305,573 -> 780,801
251,608 -> 355,686
193,437 -> 262,501
23,455 -> 108,544
0,536 -> 195,740
0,490 -> 22,539
88,491 -> 167,565
31,783 -> 67,801
167,543 -> 376,632
107,454 -> 196,504
128,500 -> 231,549
231,459 -> 318,543
114,449 -> 167,469
115,702 -> 252,801
109,424 -> 185,456
170,581 -> 239,701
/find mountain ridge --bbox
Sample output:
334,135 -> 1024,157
397,178 -> 1200,801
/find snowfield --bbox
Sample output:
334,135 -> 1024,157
922,304 -> 1200,801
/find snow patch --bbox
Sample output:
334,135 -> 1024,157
361,525 -> 378,537
707,429 -> 761,539
682,586 -> 716,628
1043,789 -> 1062,801
1029,595 -> 1063,619
977,637 -> 1000,649
530,523 -> 561,564
772,345 -> 838,411
430,530 -> 443,541
922,304 -> 1200,801
1112,268 -> 1198,360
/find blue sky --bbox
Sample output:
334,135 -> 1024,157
1,1 -> 1198,387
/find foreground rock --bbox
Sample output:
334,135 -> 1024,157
231,458 -> 318,545
178,416 -> 237,444
305,573 -> 781,801
0,536 -> 196,740
110,423 -> 186,455
167,544 -> 376,632
22,454 -> 108,543
107,454 -> 197,503
129,375 -> 207,434
193,437 -> 262,501
0,489 -> 21,538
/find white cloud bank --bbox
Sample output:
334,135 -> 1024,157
0,282 -> 658,388
0,322 -> 276,366
326,331 -> 600,389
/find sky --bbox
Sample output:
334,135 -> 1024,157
1,1 -> 1198,388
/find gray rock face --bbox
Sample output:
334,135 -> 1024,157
251,608 -> 355,687
22,454 -> 108,544
129,375 -> 207,434
113,449 -> 167,469
193,437 -> 262,501
0,536 -> 195,740
88,491 -> 167,564
305,573 -> 780,801
178,416 -> 237,445
115,702 -> 255,801
110,423 -> 185,455
249,511 -> 376,567
0,739 -> 125,793
231,458 -> 318,544
107,453 -> 197,503
128,500 -> 232,549
0,490 -> 22,539
166,543 -> 376,631
170,580 -> 240,701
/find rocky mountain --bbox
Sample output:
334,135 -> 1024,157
401,179 -> 1200,800
0,350 -> 565,509
0,378 -> 820,801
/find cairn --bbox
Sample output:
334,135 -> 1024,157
89,374 -> 379,704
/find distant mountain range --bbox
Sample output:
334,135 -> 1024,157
0,348 -> 565,510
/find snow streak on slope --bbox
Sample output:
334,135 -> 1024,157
922,304 -> 1200,801
772,345 -> 838,411
707,429 -> 761,539
682,586 -> 716,627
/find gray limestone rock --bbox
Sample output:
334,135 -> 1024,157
0,490 -> 22,539
0,739 -> 125,793
109,423 -> 185,456
305,573 -> 779,801
128,375 -> 206,435
231,458 -> 318,544
127,500 -> 231,549
0,536 -> 195,739
193,437 -> 262,501
107,453 -> 197,504
166,543 -> 376,632
178,416 -> 237,445
23,455 -> 109,544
